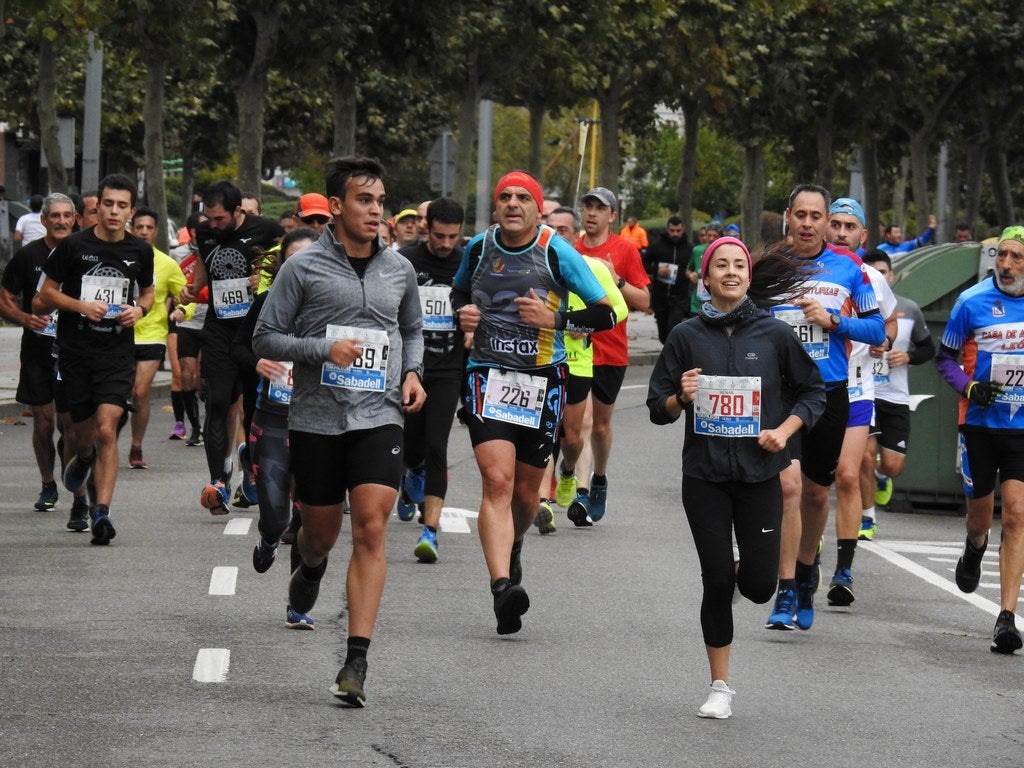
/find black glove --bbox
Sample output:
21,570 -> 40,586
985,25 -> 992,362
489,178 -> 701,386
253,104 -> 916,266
966,380 -> 1003,407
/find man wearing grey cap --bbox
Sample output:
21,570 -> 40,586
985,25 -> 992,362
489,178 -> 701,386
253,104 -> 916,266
558,187 -> 650,526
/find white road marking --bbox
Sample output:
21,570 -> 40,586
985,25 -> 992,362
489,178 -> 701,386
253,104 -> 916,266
440,506 -> 477,534
209,566 -> 238,595
223,517 -> 252,535
620,384 -> 646,391
192,648 -> 230,682
860,541 -> 1000,617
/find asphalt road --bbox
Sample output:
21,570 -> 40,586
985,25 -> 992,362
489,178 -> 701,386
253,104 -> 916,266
2,364 -> 1022,768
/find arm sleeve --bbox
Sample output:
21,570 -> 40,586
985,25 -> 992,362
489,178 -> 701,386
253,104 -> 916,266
398,264 -> 424,374
936,344 -> 970,395
647,330 -> 687,425
835,309 -> 886,345
550,238 -> 606,305
252,259 -> 334,364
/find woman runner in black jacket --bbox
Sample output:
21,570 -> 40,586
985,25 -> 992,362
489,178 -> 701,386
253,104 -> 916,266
647,237 -> 825,719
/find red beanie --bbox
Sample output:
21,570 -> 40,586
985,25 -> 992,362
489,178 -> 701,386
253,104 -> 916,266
701,236 -> 751,278
494,171 -> 544,209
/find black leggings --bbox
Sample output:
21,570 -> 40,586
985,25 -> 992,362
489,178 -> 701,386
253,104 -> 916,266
249,408 -> 291,542
402,373 -> 461,499
682,475 -> 782,648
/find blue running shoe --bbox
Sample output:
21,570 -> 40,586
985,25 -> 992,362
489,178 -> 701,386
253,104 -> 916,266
396,475 -> 417,522
827,568 -> 855,606
286,604 -> 315,630
405,467 -> 426,505
63,452 -> 94,494
874,475 -> 893,507
414,526 -> 438,563
589,475 -> 608,521
794,578 -> 816,630
89,504 -> 116,546
765,588 -> 797,630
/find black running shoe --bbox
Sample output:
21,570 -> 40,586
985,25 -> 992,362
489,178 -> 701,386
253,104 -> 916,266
955,534 -> 988,593
253,539 -> 278,573
331,658 -> 367,706
567,491 -> 592,527
288,557 -> 327,614
494,584 -> 530,635
509,538 -> 523,587
991,610 -> 1023,655
66,498 -> 89,532
89,505 -> 116,546
34,481 -> 58,511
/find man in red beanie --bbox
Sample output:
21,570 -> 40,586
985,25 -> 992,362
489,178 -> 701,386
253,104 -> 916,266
451,171 -> 617,635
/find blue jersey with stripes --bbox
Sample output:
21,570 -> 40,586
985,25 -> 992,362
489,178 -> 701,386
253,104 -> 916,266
453,224 -> 606,371
942,276 -> 1024,431
770,244 -> 885,384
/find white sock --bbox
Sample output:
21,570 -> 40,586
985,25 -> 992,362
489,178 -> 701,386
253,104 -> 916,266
863,506 -> 876,522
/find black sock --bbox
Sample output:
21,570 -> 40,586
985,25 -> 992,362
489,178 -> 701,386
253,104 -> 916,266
591,473 -> 607,486
795,559 -> 814,584
183,391 -> 200,430
171,390 -> 184,422
300,557 -> 327,580
425,525 -> 437,534
345,636 -> 371,666
836,539 -> 857,571
778,578 -> 797,592
491,577 -> 511,595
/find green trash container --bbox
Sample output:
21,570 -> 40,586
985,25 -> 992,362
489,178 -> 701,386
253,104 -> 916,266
886,243 -> 987,511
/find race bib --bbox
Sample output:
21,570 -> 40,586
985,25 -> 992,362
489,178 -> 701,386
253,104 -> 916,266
848,362 -> 864,399
267,361 -> 293,405
776,309 -> 829,360
872,354 -> 891,386
482,369 -> 547,429
35,310 -> 58,338
657,262 -> 679,285
211,277 -> 253,319
696,281 -> 711,302
418,285 -> 455,332
693,375 -> 761,437
321,326 -> 389,392
81,275 -> 128,319
990,353 -> 1024,404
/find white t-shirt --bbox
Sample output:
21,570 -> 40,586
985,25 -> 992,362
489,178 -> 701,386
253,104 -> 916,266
15,212 -> 46,244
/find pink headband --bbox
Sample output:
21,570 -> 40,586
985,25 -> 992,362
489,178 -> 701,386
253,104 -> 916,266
701,236 -> 751,278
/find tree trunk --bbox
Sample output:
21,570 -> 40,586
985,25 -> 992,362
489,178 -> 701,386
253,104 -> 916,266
140,47 -> 169,252
181,148 -> 195,224
236,9 -> 281,198
816,99 -> 836,190
36,36 -> 68,193
860,143 -> 881,249
963,139 -> 986,236
740,143 -> 765,249
332,67 -> 357,156
596,76 -> 623,190
892,156 -> 910,230
986,137 -> 1014,228
527,100 -> 545,182
909,129 -> 931,232
452,50 -> 479,215
675,95 -> 700,233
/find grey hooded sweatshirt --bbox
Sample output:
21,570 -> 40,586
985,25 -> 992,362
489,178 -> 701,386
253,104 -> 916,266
252,228 -> 423,435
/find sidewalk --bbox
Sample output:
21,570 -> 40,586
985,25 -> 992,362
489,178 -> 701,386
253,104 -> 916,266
0,313 -> 664,415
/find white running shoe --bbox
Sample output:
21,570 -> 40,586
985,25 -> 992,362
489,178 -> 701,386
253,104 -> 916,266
697,680 -> 735,719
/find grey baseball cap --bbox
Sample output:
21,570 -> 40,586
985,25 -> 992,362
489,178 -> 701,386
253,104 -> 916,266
581,187 -> 617,211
